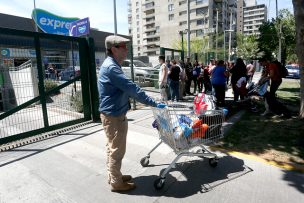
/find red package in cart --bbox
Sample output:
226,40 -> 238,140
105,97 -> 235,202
193,93 -> 215,114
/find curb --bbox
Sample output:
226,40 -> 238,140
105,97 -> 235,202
220,110 -> 304,173
211,147 -> 304,173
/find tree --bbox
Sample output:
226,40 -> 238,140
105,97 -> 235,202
257,9 -> 296,64
257,20 -> 278,60
171,36 -> 209,61
279,9 -> 297,63
292,0 -> 304,118
235,33 -> 260,61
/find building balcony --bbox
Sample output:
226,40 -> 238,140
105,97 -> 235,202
143,12 -> 155,19
143,32 -> 159,39
144,19 -> 155,26
143,40 -> 160,47
143,3 -> 155,13
142,46 -> 160,53
144,26 -> 156,33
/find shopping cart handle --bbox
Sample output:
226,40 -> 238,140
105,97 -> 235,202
157,103 -> 167,109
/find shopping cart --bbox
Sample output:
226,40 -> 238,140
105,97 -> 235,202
140,102 -> 225,190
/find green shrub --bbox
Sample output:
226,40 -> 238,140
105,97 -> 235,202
70,91 -> 83,113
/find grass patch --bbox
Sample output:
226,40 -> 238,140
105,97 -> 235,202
223,79 -> 304,165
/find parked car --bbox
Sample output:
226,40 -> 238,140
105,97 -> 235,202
285,64 -> 300,79
60,66 -> 81,81
121,60 -> 158,81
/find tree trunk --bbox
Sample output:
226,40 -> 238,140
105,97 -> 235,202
292,0 -> 304,118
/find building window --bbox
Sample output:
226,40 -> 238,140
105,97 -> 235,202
196,0 -> 203,4
196,8 -> 204,15
168,4 -> 174,11
137,21 -> 139,25
137,34 -> 140,38
197,19 -> 203,25
138,47 -> 140,51
169,14 -> 174,21
145,2 -> 154,9
156,26 -> 160,33
137,27 -> 140,32
179,0 -> 186,5
136,8 -> 139,13
179,11 -> 187,16
179,21 -> 187,26
136,2 -> 139,6
136,15 -> 139,19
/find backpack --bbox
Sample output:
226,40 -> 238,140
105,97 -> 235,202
274,61 -> 288,78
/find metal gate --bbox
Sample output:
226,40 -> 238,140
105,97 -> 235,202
0,27 -> 98,145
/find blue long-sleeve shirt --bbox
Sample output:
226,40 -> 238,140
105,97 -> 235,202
98,56 -> 157,116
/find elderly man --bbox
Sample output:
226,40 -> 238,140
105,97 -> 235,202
98,35 -> 162,192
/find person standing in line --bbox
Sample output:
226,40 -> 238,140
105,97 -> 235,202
208,59 -> 216,73
184,58 -> 193,95
192,60 -> 201,94
258,58 -> 283,116
203,65 -> 212,93
158,55 -> 168,101
229,58 -> 247,102
210,60 -> 229,107
246,60 -> 256,83
177,60 -> 186,100
197,63 -> 204,93
165,59 -> 172,100
98,35 -> 163,192
168,59 -> 181,101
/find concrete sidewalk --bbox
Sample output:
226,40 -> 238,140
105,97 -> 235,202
0,107 -> 303,203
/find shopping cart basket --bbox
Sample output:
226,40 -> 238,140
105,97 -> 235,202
140,102 -> 225,190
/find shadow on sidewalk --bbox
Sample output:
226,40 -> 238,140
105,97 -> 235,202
0,123 -> 101,168
283,170 -> 304,193
128,155 -> 253,197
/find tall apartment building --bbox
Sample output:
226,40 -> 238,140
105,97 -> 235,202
237,0 -> 267,35
128,0 -> 237,57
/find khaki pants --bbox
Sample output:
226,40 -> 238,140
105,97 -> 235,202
159,82 -> 168,101
100,113 -> 128,184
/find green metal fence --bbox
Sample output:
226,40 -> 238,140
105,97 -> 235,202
0,27 -> 97,145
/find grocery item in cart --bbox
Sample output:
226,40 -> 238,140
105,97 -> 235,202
191,123 -> 208,138
193,93 -> 216,114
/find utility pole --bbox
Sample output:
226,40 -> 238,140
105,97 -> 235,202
114,0 -> 117,35
215,8 -> 219,60
179,31 -> 185,61
33,0 -> 38,32
228,8 -> 233,62
187,0 -> 191,58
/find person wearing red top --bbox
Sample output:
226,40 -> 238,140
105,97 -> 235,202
258,58 -> 283,116
259,58 -> 282,98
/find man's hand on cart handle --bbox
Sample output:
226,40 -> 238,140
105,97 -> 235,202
157,103 -> 167,108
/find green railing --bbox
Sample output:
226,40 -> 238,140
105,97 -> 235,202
0,27 -> 98,145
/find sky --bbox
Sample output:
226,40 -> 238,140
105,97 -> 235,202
0,0 -> 294,35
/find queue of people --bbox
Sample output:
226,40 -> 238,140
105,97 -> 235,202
156,56 -> 287,117
157,57 -> 214,102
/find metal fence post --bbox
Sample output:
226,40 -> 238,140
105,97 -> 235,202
86,37 -> 100,121
34,34 -> 49,128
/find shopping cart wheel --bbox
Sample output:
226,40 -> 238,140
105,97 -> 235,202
140,156 -> 149,167
154,177 -> 165,190
208,158 -> 218,167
